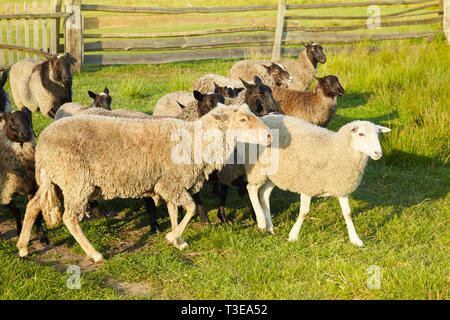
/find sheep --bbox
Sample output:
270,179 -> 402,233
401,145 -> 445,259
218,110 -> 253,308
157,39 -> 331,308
0,71 -> 12,113
153,90 -> 225,119
226,62 -> 293,88
0,108 -> 48,244
243,115 -> 391,247
16,103 -> 272,262
193,75 -> 282,116
271,75 -> 344,128
54,87 -> 112,121
9,53 -> 76,118
228,42 -> 326,91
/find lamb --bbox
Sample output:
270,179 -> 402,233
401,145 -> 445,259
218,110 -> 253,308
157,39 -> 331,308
9,53 -> 76,118
54,87 -> 112,121
271,75 -> 344,128
16,103 -> 272,262
228,43 -> 326,91
0,108 -> 48,244
243,115 -> 390,247
0,71 -> 12,113
193,75 -> 282,116
153,90 -> 225,119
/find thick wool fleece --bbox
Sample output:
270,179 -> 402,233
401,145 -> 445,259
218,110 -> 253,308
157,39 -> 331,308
270,82 -> 337,128
192,74 -> 246,105
54,102 -> 86,120
227,62 -> 281,87
228,50 -> 316,91
245,115 -> 369,198
10,59 -> 71,116
0,129 -> 36,204
35,105 -> 247,226
153,91 -> 196,117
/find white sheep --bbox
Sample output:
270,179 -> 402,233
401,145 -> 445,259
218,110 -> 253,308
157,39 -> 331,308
16,104 -> 272,262
9,53 -> 76,117
228,43 -> 326,91
244,115 -> 390,247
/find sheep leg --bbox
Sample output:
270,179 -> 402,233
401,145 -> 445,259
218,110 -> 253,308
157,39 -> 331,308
144,197 -> 162,233
166,202 -> 179,230
17,193 -> 41,257
217,184 -> 231,224
258,181 -> 275,234
338,196 -> 364,247
246,183 -> 267,232
63,212 -> 103,262
165,201 -> 196,250
27,194 -> 49,245
7,201 -> 22,235
288,193 -> 311,242
193,193 -> 210,224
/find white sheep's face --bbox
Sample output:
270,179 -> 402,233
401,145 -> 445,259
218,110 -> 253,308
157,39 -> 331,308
350,121 -> 391,160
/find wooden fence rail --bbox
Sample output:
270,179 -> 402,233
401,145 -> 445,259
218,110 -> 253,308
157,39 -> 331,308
1,0 -> 448,71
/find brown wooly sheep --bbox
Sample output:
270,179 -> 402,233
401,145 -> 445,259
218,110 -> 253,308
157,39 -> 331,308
271,75 -> 344,128
54,87 -> 112,121
228,43 -> 326,91
16,104 -> 273,262
0,108 -> 48,244
9,53 -> 76,118
0,71 -> 12,113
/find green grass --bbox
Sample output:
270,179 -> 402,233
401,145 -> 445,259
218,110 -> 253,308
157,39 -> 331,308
0,37 -> 449,300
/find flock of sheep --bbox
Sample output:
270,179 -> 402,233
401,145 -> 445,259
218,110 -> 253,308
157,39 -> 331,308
0,43 -> 390,263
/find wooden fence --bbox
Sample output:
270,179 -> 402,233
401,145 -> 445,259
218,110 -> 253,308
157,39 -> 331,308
1,0 -> 449,72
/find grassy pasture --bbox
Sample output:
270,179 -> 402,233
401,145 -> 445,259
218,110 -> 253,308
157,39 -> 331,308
0,37 -> 448,300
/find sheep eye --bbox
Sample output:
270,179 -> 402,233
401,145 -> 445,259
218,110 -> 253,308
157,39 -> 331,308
239,118 -> 247,123
358,133 -> 365,136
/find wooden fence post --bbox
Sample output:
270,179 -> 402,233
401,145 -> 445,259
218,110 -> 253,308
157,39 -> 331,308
65,0 -> 83,72
444,0 -> 450,44
271,0 -> 286,60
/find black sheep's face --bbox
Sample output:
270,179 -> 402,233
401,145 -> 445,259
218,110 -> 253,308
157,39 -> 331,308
318,75 -> 344,97
213,83 -> 244,99
263,63 -> 293,87
48,53 -> 76,84
242,76 -> 282,116
89,88 -> 112,110
306,43 -> 327,64
1,108 -> 33,143
193,91 -> 225,117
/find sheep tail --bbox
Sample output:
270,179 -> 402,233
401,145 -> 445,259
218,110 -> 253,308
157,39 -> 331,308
39,170 -> 63,228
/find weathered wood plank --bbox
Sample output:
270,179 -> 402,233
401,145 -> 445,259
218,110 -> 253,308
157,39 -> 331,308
65,0 -> 83,71
0,12 -> 70,19
33,1 -> 39,58
42,1 -> 48,53
286,3 -> 438,20
84,34 -> 276,51
24,2 -> 30,59
50,0 -> 62,54
80,0 -> 437,13
6,4 -> 14,64
83,46 -> 381,65
15,3 -> 23,61
283,31 -> 438,43
444,0 -> 450,43
272,0 -> 286,60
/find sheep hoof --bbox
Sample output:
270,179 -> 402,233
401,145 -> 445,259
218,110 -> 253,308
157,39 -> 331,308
89,252 -> 104,263
18,248 -> 28,258
257,227 -> 266,234
267,226 -> 275,234
288,236 -> 298,242
351,238 -> 365,248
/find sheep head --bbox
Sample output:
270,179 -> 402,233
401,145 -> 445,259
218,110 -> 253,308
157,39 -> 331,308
193,90 -> 225,118
348,121 -> 391,160
262,63 -> 293,87
241,76 -> 282,116
88,87 -> 112,110
314,75 -> 344,97
303,42 -> 327,66
0,107 -> 33,143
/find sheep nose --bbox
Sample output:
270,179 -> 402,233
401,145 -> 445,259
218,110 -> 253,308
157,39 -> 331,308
374,151 -> 381,158
266,132 -> 272,144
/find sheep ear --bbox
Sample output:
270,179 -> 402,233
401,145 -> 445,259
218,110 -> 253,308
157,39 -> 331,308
64,52 -> 77,65
254,76 -> 262,85
377,125 -> 391,133
88,91 -> 97,99
0,71 -> 8,88
213,82 -> 221,94
104,87 -> 109,95
193,90 -> 203,102
313,76 -> 323,83
240,78 -> 251,89
261,64 -> 271,72
211,113 -> 228,122
235,87 -> 245,95
22,107 -> 32,123
177,101 -> 186,109
46,55 -> 57,64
